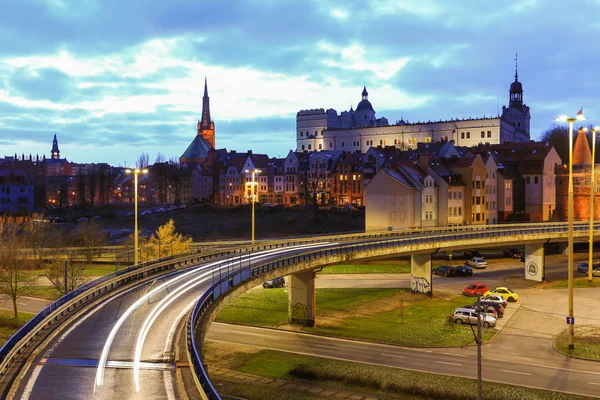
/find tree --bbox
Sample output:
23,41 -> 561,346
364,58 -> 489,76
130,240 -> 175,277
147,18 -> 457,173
23,213 -> 52,264
137,152 -> 150,168
0,220 -> 34,319
69,221 -> 108,263
77,172 -> 87,211
140,219 -> 192,261
539,124 -> 573,166
44,252 -> 86,295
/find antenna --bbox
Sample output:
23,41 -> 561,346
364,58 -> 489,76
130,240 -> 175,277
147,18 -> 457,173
497,98 -> 499,116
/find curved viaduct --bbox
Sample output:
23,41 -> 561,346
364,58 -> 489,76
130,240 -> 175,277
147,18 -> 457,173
0,222 -> 597,400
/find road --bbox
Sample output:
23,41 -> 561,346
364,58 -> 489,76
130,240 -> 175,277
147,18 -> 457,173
0,296 -> 53,315
206,323 -> 600,398
9,243 -> 332,400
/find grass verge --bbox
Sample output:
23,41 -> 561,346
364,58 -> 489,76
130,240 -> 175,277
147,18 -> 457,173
554,326 -> 600,360
216,288 -> 498,347
205,343 -> 585,400
542,277 -> 600,289
319,263 -> 411,274
0,310 -> 36,347
27,285 -> 61,300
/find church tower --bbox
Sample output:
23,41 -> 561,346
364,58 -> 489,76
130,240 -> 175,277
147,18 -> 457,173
51,134 -> 60,160
197,77 -> 215,148
501,55 -> 531,139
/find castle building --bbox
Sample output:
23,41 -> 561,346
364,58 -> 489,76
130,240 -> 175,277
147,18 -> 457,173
180,77 -> 215,166
296,65 -> 531,153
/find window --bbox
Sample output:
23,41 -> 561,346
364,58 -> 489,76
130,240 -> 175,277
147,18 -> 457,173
526,177 -> 530,184
330,143 -> 332,148
461,132 -> 465,139
481,131 -> 485,138
467,132 -> 471,139
308,144 -> 312,150
534,176 -> 539,184
458,207 -> 462,216
391,212 -> 396,220
390,195 -> 396,204
302,145 -> 305,150
458,192 -> 462,199
300,131 -> 303,136
487,131 -> 492,138
315,130 -> 318,135
341,142 -> 345,147
319,144 -> 322,150
506,182 -> 511,190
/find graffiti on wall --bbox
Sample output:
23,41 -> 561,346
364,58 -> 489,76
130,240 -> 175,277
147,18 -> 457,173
411,276 -> 431,294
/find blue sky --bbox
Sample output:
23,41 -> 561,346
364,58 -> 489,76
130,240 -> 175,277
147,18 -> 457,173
1,0 -> 599,166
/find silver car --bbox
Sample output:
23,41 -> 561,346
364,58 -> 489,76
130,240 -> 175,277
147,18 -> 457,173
452,307 -> 496,327
466,257 -> 488,269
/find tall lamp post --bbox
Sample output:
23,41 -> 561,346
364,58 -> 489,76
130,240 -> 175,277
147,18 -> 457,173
557,110 -> 586,350
584,126 -> 600,283
126,168 -> 148,265
245,169 -> 261,244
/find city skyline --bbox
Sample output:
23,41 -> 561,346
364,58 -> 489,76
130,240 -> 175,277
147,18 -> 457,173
1,0 -> 599,166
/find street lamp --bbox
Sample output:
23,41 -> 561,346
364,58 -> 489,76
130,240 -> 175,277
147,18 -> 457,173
583,126 -> 600,283
556,110 -> 586,350
125,168 -> 148,265
245,169 -> 261,244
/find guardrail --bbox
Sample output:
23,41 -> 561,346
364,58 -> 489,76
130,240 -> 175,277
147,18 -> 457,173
187,221 -> 600,399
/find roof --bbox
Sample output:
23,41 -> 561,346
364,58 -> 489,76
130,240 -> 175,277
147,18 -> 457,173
180,136 -> 211,160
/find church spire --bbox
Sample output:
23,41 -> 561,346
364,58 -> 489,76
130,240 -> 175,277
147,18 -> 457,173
51,134 -> 60,160
200,76 -> 212,131
509,54 -> 523,108
514,53 -> 518,81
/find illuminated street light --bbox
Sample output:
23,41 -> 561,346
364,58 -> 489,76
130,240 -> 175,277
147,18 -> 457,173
556,110 -> 586,350
125,168 -> 148,265
245,169 -> 261,244
583,126 -> 600,283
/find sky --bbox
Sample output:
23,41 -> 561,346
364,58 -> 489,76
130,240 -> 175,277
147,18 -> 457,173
1,0 -> 600,166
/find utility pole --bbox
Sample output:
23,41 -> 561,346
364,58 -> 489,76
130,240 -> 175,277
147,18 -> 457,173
476,293 -> 482,400
63,260 -> 68,296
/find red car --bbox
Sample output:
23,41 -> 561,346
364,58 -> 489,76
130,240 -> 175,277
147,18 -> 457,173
462,283 -> 489,297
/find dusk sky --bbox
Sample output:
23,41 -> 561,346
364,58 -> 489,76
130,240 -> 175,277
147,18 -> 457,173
1,0 -> 599,166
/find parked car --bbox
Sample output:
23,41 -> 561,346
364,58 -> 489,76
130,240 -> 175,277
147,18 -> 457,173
155,208 -> 166,213
141,210 -> 152,216
477,301 -> 505,318
481,294 -> 507,307
576,262 -> 600,273
167,205 -> 178,211
433,265 -> 455,277
484,287 -> 519,302
463,283 -> 489,297
503,248 -> 522,259
77,217 -> 89,223
342,204 -> 354,211
454,265 -> 473,277
452,308 -> 497,327
463,304 -> 498,319
463,249 -> 483,259
262,203 -> 274,208
178,203 -> 187,208
466,257 -> 488,269
594,266 -> 600,277
91,215 -> 102,221
262,276 -> 285,288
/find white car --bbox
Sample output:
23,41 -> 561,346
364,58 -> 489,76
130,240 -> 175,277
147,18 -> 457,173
481,294 -> 507,307
466,257 -> 488,269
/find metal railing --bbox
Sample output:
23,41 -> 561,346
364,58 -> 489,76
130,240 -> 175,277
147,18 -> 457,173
187,221 -> 600,399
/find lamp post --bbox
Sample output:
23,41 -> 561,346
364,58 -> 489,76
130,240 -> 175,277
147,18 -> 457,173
556,111 -> 586,350
584,126 -> 600,283
245,169 -> 261,244
126,168 -> 148,265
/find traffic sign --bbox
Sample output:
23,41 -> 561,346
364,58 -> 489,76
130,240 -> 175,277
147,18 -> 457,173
566,316 -> 575,325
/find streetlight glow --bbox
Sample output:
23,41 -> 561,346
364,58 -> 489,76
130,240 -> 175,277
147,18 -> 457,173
125,168 -> 148,265
245,168 -> 261,244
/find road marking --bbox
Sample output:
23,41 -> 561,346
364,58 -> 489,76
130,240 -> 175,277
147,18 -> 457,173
589,382 -> 600,386
381,353 -> 405,359
399,346 -> 432,353
314,344 -> 336,349
436,361 -> 462,366
441,352 -> 468,357
500,369 -> 531,376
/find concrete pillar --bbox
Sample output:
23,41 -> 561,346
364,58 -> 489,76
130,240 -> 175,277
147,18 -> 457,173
411,254 -> 432,296
288,270 -> 316,327
525,243 -> 545,282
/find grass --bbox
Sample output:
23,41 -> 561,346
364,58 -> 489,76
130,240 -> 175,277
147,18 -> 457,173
210,380 -> 319,400
27,285 -> 61,300
216,288 -> 498,347
0,310 -> 36,347
543,277 -> 600,289
555,326 -> 600,360
319,263 -> 411,274
82,264 -> 118,276
207,346 -> 586,400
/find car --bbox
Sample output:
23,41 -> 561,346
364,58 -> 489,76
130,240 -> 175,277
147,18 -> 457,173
77,217 -> 89,223
262,203 -> 274,208
91,215 -> 102,221
451,307 -> 496,327
433,265 -> 455,277
484,287 -> 519,302
178,203 -> 187,208
503,248 -> 522,259
478,301 -> 505,317
141,210 -> 152,216
342,205 -> 354,211
167,205 -> 178,211
576,262 -> 600,274
454,265 -> 473,277
594,266 -> 600,277
463,283 -> 489,297
466,257 -> 488,269
481,294 -> 507,307
464,249 -> 483,258
155,207 -> 166,213
328,205 -> 340,210
463,304 -> 498,319
262,276 -> 285,288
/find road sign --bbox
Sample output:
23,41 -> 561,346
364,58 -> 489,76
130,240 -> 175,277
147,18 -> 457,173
566,316 -> 575,325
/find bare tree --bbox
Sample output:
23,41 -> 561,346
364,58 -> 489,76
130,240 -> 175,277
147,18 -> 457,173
45,254 -> 86,295
0,220 -> 34,319
155,153 -> 166,164
69,221 -> 108,263
23,213 -> 52,264
137,152 -> 150,168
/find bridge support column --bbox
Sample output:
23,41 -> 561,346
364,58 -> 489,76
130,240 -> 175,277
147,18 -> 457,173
524,243 -> 545,282
411,254 -> 432,296
288,270 -> 316,327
